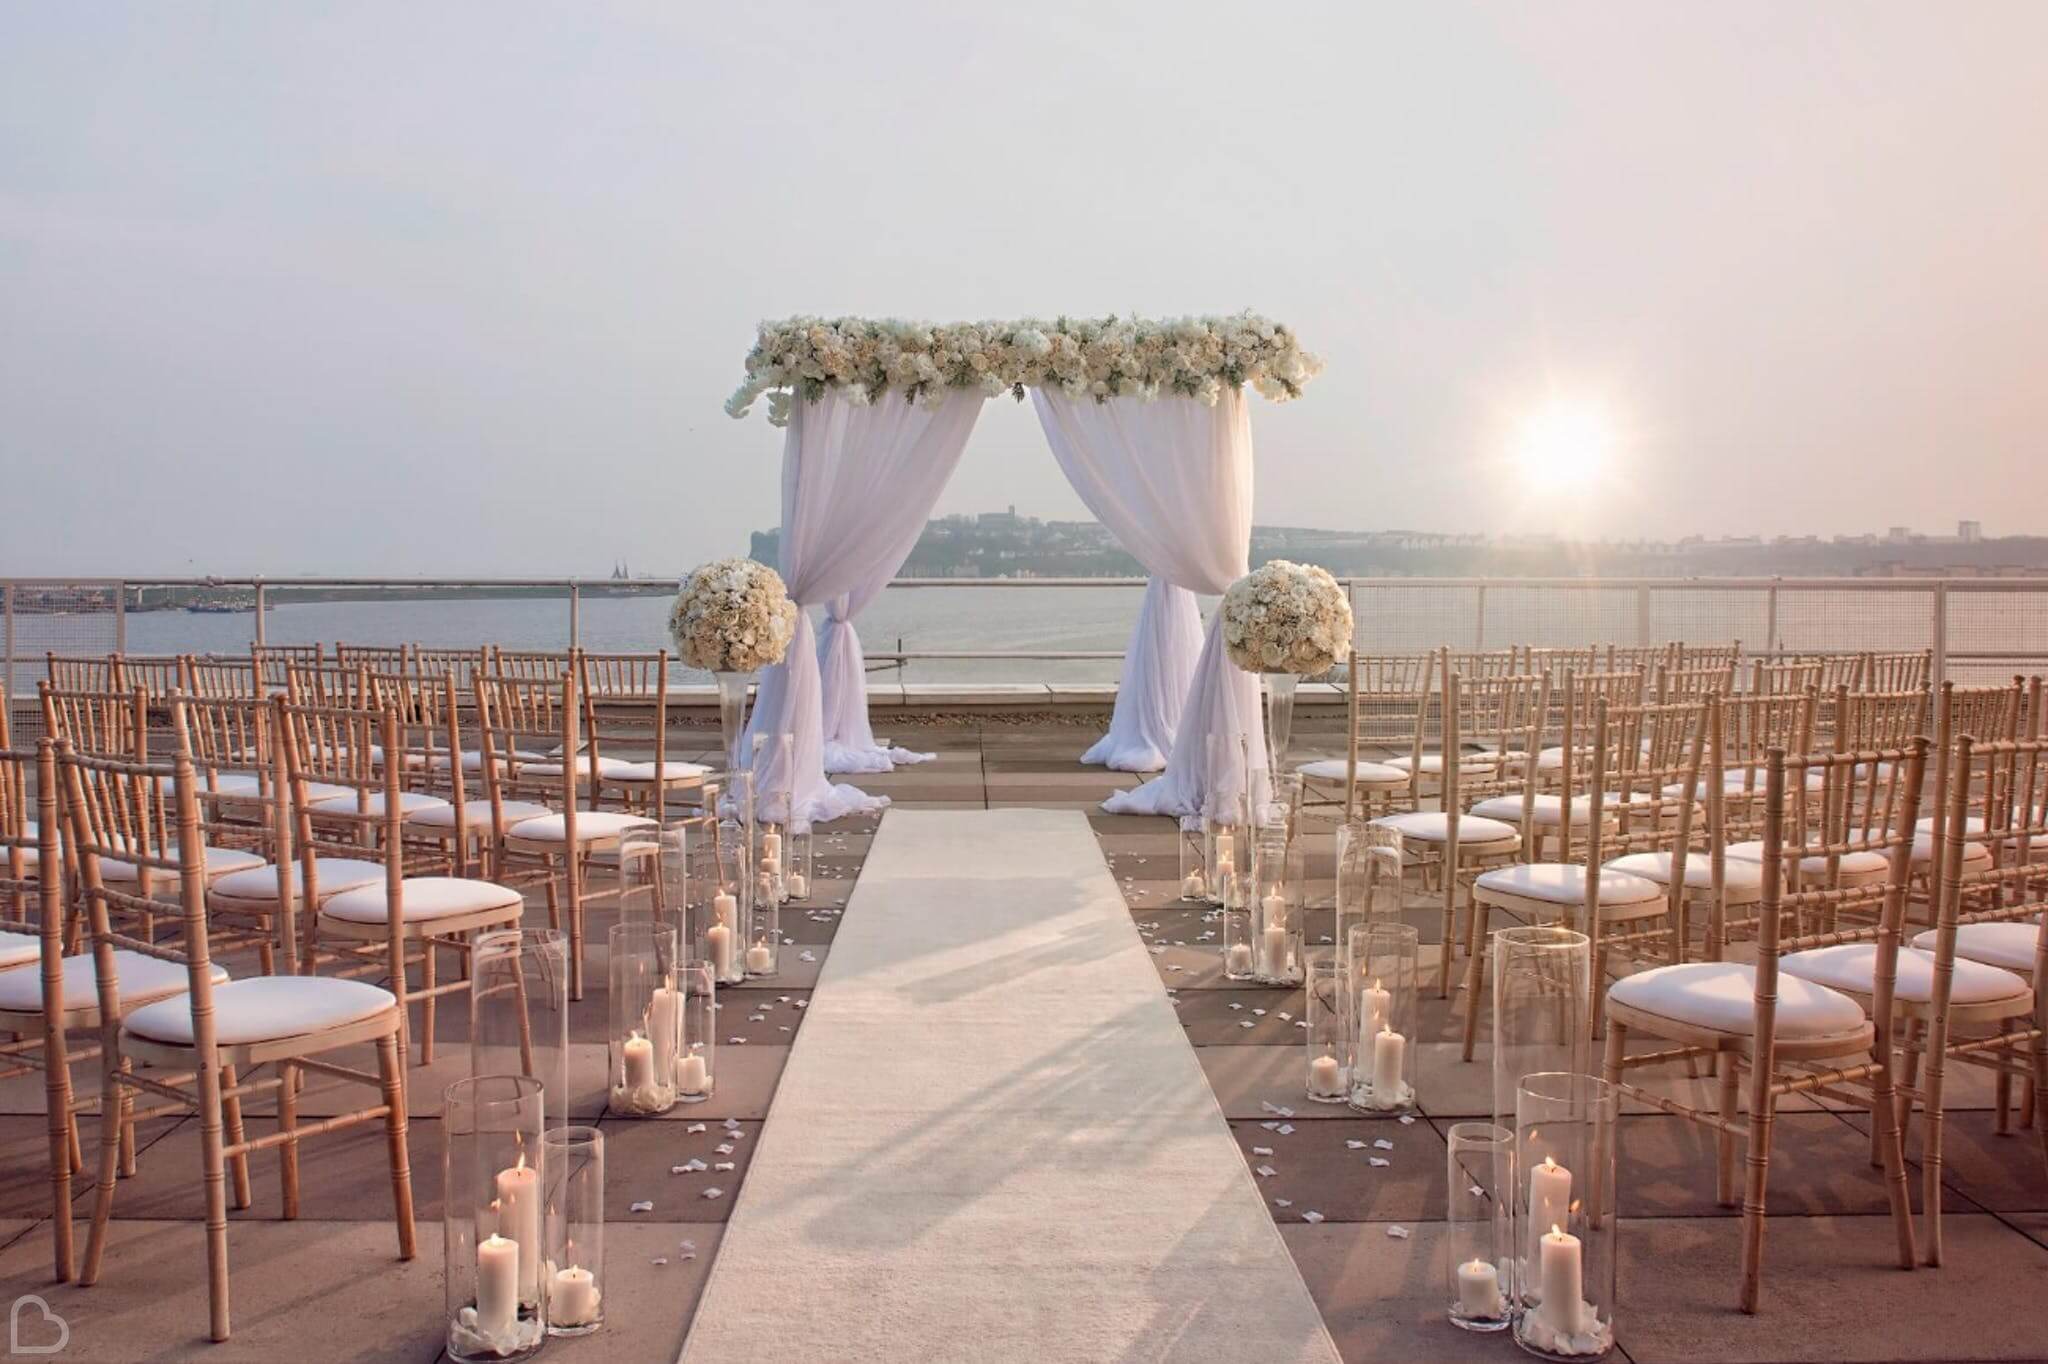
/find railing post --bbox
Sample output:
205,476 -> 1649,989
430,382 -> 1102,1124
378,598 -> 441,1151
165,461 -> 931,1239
254,580 -> 267,646
114,580 -> 128,653
2,581 -> 14,713
568,582 -> 582,648
1473,584 -> 1486,649
1764,580 -> 1779,657
1932,581 -> 1949,685
1635,583 -> 1651,646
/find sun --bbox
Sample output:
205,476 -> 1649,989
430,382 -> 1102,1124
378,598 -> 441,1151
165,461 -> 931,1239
1514,400 -> 1614,491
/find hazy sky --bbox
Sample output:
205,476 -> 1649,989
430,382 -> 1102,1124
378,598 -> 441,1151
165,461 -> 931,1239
3,2 -> 2044,576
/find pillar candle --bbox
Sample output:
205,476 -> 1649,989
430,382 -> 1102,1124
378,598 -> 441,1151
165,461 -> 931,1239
550,1262 -> 599,1327
676,1051 -> 708,1096
788,872 -> 809,900
1527,1154 -> 1572,1264
760,830 -> 781,862
746,939 -> 774,974
649,986 -> 680,1075
1537,1225 -> 1585,1336
712,891 -> 737,929
1357,977 -> 1390,1043
1371,1026 -> 1405,1098
1457,1258 -> 1503,1318
1308,1053 -> 1343,1097
475,1233 -> 520,1339
706,923 -> 734,980
622,1031 -> 656,1093
1262,924 -> 1288,977
1226,942 -> 1253,976
494,1153 -> 541,1303
1181,870 -> 1206,899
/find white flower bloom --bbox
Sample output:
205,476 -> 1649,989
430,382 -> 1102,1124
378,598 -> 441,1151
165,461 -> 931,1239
670,559 -> 799,673
1219,560 -> 1353,676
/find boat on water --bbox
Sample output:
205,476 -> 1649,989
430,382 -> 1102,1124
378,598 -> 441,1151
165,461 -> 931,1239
184,602 -> 243,614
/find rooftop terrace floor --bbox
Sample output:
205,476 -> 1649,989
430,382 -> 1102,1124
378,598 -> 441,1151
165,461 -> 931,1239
1,719 -> 2043,1361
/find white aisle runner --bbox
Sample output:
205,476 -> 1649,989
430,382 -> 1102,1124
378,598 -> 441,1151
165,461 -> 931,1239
680,808 -> 1339,1364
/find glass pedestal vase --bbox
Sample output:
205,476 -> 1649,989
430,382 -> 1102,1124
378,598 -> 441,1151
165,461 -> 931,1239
472,929 -> 569,1136
675,958 -> 716,1103
543,1125 -> 605,1336
1347,921 -> 1419,1114
608,922 -> 679,1116
1512,1073 -> 1619,1360
1304,954 -> 1351,1103
714,670 -> 752,775
444,1075 -> 548,1362
1265,672 -> 1300,773
1446,1122 -> 1514,1332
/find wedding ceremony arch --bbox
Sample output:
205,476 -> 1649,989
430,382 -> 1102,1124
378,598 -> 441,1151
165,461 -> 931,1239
725,314 -> 1324,826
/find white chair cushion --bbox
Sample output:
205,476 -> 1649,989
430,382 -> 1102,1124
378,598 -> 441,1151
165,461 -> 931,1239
100,844 -> 268,882
1781,943 -> 2029,1007
1370,811 -> 1520,848
1605,851 -> 1764,892
1297,757 -> 1407,784
1468,793 -> 1631,827
210,857 -> 387,904
514,756 -> 639,781
1722,840 -> 1891,878
205,773 -> 264,798
1388,752 -> 1499,775
1475,862 -> 1663,906
608,760 -> 711,783
1912,923 -> 2041,974
428,749 -> 547,773
320,876 -> 524,926
308,790 -> 451,816
1916,815 -> 1987,835
1664,771 -> 1825,799
0,931 -> 41,969
0,951 -> 228,1017
404,799 -> 553,831
1606,961 -> 1867,1040
125,976 -> 395,1047
1909,833 -> 1990,867
507,811 -> 656,843
1535,745 -> 1587,772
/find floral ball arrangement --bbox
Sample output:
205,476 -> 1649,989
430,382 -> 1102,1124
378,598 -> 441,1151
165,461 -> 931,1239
1220,560 -> 1354,676
726,313 -> 1322,425
669,558 -> 800,674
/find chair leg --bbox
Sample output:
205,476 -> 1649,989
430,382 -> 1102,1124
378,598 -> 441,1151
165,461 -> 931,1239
376,1032 -> 417,1260
1738,1087 -> 1780,1314
1919,1016 -> 1951,1268
1437,853 -> 1456,998
1995,1067 -> 2013,1136
117,1058 -> 137,1178
1460,899 -> 1489,1062
419,937 -> 437,1067
1716,1055 -> 1741,1208
1869,1049 -> 1919,1271
220,1063 -> 252,1211
44,1047 -> 75,1282
79,1066 -> 124,1287
277,1059 -> 301,1221
197,1069 -> 232,1342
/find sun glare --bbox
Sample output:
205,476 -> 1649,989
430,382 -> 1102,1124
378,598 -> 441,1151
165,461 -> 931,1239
1514,400 -> 1614,490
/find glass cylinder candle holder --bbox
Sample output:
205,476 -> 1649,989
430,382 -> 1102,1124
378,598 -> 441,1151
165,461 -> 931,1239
1266,770 -> 1305,840
786,824 -> 815,901
752,733 -> 791,904
472,929 -> 569,1135
1251,825 -> 1304,985
1512,1073 -> 1620,1360
542,1125 -> 604,1336
1491,928 -> 1592,1142
708,812 -> 751,986
1347,921 -> 1419,1113
608,922 -> 679,1116
1335,821 -> 1405,975
1204,818 -> 1241,908
616,827 -> 661,922
675,958 -> 716,1102
1177,816 -> 1209,902
1304,954 -> 1351,1103
1221,905 -> 1256,981
444,1075 -> 548,1362
1445,1122 -> 1514,1332
745,880 -> 780,978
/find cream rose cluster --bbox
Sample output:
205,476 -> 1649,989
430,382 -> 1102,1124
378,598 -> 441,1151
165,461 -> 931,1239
725,314 -> 1323,425
668,558 -> 800,674
1220,560 -> 1354,676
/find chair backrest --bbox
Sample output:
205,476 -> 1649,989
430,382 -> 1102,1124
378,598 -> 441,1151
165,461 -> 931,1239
1584,696 -> 1710,953
411,646 -> 487,689
45,654 -> 118,693
179,655 -> 262,700
578,651 -> 672,808
335,643 -> 412,672
180,690 -> 274,803
38,683 -> 148,761
1865,649 -> 1933,692
1337,651 -> 1432,819
113,655 -> 184,702
1749,659 -> 1822,696
1833,686 -> 1929,756
490,648 -> 578,684
1604,642 -> 1678,673
1675,641 -> 1741,670
251,643 -> 325,688
1932,733 -> 2048,973
0,743 -> 60,950
1446,649 -> 1521,683
276,695 -> 405,971
473,669 -> 579,842
284,661 -> 371,709
1655,661 -> 1737,704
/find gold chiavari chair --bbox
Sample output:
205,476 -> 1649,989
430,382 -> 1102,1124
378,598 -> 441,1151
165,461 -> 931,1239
1605,642 -> 1679,673
490,647 -> 579,684
1677,691 -> 1816,956
1866,648 -> 1934,692
581,650 -> 713,820
1294,651 -> 1432,827
250,642 -> 324,691
411,645 -> 487,688
1445,648 -> 1520,683
1604,739 -> 1926,1312
289,697 -> 522,1066
45,653 -> 118,693
1372,670 -> 1541,995
1532,667 -> 1647,796
1656,660 -> 1738,705
284,660 -> 372,709
1911,731 -> 2048,1262
0,743 -> 75,1280
1522,644 -> 1604,675
1913,677 -> 2033,903
1748,658 -> 1822,696
64,712 -> 415,1342
179,654 -> 262,701
1675,640 -> 1743,671
475,669 -> 653,999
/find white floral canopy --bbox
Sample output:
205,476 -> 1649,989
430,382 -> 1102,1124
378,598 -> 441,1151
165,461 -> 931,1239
727,313 -> 1324,826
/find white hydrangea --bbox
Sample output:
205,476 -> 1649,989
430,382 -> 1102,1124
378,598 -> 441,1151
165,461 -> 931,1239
668,558 -> 800,673
725,313 -> 1324,425
1220,560 -> 1354,677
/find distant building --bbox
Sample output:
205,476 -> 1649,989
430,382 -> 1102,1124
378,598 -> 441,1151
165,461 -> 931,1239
1959,520 -> 1983,543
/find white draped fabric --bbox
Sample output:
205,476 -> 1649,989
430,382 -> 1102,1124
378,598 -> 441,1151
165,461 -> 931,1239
1032,388 -> 1266,818
745,388 -> 982,823
819,595 -> 934,774
1075,576 -> 1203,772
